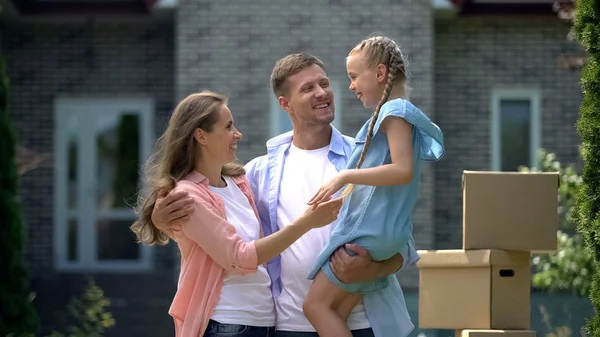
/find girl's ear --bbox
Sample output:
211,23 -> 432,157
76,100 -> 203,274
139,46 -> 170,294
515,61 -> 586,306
194,128 -> 207,145
375,63 -> 387,83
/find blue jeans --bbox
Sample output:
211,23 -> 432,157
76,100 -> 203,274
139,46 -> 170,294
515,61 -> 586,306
204,320 -> 275,337
275,328 -> 375,337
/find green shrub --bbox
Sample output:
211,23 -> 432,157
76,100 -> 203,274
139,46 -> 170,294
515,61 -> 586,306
572,0 -> 600,335
0,55 -> 39,337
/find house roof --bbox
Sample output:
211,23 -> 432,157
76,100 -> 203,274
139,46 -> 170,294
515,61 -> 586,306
8,0 -> 158,16
450,0 -> 573,15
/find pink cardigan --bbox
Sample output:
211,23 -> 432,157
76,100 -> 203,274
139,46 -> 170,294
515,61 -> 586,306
168,170 -> 263,337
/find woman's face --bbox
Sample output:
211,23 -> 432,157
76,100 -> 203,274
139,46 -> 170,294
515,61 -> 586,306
199,104 -> 243,165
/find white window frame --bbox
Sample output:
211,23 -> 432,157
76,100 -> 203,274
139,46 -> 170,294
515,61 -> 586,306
490,89 -> 541,171
53,97 -> 155,272
269,80 -> 343,137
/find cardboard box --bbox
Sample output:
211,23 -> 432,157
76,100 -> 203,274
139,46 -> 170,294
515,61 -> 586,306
418,249 -> 531,330
456,330 -> 536,337
463,171 -> 559,252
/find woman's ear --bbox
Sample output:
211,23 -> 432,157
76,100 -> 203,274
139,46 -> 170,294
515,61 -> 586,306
194,128 -> 207,145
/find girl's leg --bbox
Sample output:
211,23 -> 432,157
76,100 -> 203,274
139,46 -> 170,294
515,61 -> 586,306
334,290 -> 362,322
303,270 -> 360,337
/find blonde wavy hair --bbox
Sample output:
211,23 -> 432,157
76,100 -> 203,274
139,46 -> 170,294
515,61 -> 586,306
131,91 -> 244,245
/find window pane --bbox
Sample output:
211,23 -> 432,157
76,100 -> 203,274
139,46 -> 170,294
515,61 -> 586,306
65,113 -> 78,262
500,99 -> 531,171
68,218 -> 77,261
95,113 -> 141,261
96,114 -> 140,210
67,114 -> 78,209
97,219 -> 140,260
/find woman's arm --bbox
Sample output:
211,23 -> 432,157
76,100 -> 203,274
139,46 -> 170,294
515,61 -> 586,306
253,198 -> 341,263
180,188 -> 341,274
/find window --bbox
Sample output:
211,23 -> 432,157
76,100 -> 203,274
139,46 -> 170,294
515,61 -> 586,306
54,97 -> 154,272
490,89 -> 541,171
269,81 -> 343,137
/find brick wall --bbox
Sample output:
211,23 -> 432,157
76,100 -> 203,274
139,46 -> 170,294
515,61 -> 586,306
175,0 -> 435,288
2,20 -> 176,336
433,16 -> 583,249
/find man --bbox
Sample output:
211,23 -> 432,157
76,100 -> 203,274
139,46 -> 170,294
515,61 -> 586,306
152,53 -> 418,337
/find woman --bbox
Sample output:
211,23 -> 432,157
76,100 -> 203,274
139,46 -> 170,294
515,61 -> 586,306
131,91 -> 342,337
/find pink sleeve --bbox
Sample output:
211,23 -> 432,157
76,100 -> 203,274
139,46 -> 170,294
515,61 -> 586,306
177,185 -> 258,275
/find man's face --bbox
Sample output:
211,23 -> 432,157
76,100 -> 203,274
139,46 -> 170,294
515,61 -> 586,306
279,64 -> 335,128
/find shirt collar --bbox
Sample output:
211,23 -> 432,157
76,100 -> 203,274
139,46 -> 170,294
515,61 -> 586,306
266,125 -> 347,157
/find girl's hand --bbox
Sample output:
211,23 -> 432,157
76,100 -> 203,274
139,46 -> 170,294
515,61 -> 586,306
308,172 -> 347,207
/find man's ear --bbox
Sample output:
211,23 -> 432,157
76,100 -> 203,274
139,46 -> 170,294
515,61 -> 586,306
278,95 -> 293,114
194,128 -> 208,145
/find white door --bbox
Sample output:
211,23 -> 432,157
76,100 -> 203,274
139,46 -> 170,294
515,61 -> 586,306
54,97 -> 154,272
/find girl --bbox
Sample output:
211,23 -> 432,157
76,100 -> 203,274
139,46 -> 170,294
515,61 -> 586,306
303,36 -> 445,337
130,91 -> 342,337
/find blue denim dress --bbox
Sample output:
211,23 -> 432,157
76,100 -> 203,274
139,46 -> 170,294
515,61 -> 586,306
307,98 -> 445,337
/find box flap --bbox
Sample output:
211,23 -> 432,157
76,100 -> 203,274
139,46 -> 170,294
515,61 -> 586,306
462,171 -> 559,191
417,249 -> 530,268
457,330 -> 536,337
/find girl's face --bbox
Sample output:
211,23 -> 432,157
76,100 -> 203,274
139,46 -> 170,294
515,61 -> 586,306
346,52 -> 385,109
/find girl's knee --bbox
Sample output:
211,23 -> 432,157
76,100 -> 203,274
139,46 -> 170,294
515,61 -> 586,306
303,291 -> 334,320
302,297 -> 319,320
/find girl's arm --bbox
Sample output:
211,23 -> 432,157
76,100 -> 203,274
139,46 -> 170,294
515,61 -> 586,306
342,116 -> 414,186
308,116 -> 413,206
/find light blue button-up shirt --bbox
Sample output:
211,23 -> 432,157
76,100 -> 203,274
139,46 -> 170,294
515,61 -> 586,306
244,124 -> 420,303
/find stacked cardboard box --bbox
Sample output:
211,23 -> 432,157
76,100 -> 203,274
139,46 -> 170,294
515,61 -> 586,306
417,171 -> 559,337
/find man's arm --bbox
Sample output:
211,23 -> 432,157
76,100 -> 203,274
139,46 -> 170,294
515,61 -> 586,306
330,242 -> 417,284
151,190 -> 194,235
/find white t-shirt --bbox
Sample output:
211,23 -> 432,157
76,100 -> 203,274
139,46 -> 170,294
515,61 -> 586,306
275,144 -> 371,331
209,176 -> 276,326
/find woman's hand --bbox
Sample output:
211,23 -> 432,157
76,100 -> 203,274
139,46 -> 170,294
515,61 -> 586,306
307,172 -> 348,207
300,197 -> 343,229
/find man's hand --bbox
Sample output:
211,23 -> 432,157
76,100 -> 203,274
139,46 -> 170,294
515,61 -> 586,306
329,244 -> 381,283
152,190 -> 194,233
329,244 -> 404,284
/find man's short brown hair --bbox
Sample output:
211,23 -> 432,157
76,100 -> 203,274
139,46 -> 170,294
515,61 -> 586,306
270,52 -> 326,97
